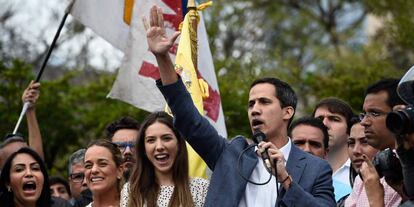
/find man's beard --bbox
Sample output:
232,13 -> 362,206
122,154 -> 135,181
123,168 -> 131,181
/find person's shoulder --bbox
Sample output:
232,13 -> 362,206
51,197 -> 72,207
122,182 -> 130,190
190,177 -> 210,187
228,135 -> 251,145
121,182 -> 130,197
120,182 -> 130,207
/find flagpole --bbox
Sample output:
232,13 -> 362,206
187,0 -> 198,71
12,0 -> 75,134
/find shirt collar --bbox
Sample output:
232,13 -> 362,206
280,138 -> 292,162
254,138 -> 292,162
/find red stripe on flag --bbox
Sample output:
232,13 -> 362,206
203,87 -> 221,122
162,0 -> 183,31
138,61 -> 160,80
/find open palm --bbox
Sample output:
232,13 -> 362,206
144,6 -> 180,56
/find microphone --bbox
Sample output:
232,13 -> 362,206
253,130 -> 272,169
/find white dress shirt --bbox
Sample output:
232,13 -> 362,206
239,138 -> 292,207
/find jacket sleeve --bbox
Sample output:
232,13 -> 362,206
157,78 -> 228,170
279,161 -> 336,207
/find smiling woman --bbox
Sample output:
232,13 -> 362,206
84,139 -> 124,207
0,147 -> 71,207
121,111 -> 209,207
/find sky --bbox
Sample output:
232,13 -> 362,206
1,0 -> 123,71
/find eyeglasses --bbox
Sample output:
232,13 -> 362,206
69,172 -> 84,183
113,141 -> 135,153
359,111 -> 387,121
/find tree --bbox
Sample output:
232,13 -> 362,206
0,59 -> 148,175
204,0 -> 404,139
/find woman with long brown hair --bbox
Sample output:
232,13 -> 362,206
120,111 -> 209,207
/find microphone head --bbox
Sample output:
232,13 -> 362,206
252,130 -> 267,144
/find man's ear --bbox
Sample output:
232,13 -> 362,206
283,106 -> 295,121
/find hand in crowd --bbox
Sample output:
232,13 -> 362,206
143,6 -> 180,57
258,141 -> 291,189
22,80 -> 41,110
360,154 -> 385,207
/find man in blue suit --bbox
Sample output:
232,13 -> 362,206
144,6 -> 335,206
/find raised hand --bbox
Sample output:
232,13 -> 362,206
22,80 -> 41,110
143,6 -> 180,56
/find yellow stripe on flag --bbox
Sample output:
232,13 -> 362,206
174,3 -> 211,178
123,0 -> 134,25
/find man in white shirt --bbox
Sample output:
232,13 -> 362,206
313,98 -> 354,201
144,6 -> 335,206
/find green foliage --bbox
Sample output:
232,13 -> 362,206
0,60 -> 35,133
204,0 -> 406,138
0,61 -> 148,176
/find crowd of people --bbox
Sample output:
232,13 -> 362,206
0,5 -> 414,207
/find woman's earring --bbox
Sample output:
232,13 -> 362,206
7,186 -> 11,192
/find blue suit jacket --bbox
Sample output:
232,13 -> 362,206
157,79 -> 335,207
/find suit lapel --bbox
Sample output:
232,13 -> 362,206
286,145 -> 307,182
277,144 -> 307,202
242,147 -> 259,179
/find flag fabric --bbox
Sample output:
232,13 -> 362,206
70,0 -> 227,178
172,2 -> 213,178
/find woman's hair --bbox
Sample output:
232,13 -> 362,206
86,139 -> 124,192
0,147 -> 51,207
128,111 -> 193,207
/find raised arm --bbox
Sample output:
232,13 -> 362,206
143,6 -> 180,85
22,81 -> 44,160
145,6 -> 228,169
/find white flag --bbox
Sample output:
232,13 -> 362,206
70,0 -> 227,137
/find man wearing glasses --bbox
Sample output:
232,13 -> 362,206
105,116 -> 140,180
68,148 -> 91,206
360,79 -> 405,151
345,78 -> 404,206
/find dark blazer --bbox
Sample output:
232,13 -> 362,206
157,79 -> 335,207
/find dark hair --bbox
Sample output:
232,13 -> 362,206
128,111 -> 193,207
288,116 -> 329,150
349,116 -> 361,127
365,78 -> 405,108
49,176 -> 71,196
85,139 -> 123,192
0,147 -> 51,207
312,97 -> 355,134
105,116 -> 140,140
348,116 -> 361,187
0,135 -> 26,149
250,77 -> 297,123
